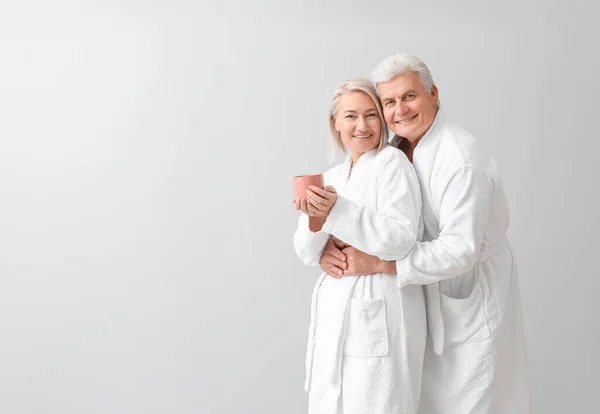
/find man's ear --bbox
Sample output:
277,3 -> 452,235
430,84 -> 439,106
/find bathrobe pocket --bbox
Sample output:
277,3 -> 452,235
440,282 -> 490,347
343,297 -> 389,357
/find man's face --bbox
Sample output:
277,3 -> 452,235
377,71 -> 439,144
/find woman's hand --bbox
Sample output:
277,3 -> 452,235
292,195 -> 327,232
292,197 -> 310,215
306,185 -> 338,217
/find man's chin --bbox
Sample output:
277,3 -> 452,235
391,128 -> 408,138
392,126 -> 421,140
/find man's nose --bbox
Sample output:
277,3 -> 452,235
395,100 -> 409,115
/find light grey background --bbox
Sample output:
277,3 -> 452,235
0,0 -> 598,413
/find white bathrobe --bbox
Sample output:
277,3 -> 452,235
294,146 -> 427,414
391,109 -> 531,413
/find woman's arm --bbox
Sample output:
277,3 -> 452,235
313,151 -> 422,261
292,168 -> 337,266
293,214 -> 330,266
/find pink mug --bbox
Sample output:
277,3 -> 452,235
293,173 -> 324,199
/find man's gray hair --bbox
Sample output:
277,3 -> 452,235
372,53 -> 435,93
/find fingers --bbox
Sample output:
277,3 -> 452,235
322,240 -> 345,261
295,197 -> 311,214
323,185 -> 337,194
308,185 -> 337,198
322,263 -> 344,279
307,186 -> 337,217
324,241 -> 347,261
306,191 -> 333,216
341,246 -> 355,254
308,203 -> 324,217
300,198 -> 310,215
320,242 -> 345,279
341,268 -> 356,277
307,194 -> 328,210
322,253 -> 347,270
306,189 -> 328,206
331,236 -> 350,249
294,197 -> 319,216
296,196 -> 328,217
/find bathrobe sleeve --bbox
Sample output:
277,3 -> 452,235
321,152 -> 420,261
395,163 -> 494,287
293,214 -> 331,266
293,167 -> 338,266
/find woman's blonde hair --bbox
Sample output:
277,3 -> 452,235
329,78 -> 388,153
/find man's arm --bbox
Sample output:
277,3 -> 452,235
395,164 -> 494,287
339,165 -> 494,283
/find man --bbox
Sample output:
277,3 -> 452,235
320,53 -> 531,413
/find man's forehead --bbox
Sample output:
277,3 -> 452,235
377,72 -> 421,94
378,83 -> 417,98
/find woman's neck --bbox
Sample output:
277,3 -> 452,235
350,150 -> 366,169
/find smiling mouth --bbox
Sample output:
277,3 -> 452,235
396,114 -> 417,124
353,134 -> 372,140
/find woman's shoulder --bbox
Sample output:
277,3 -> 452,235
376,145 -> 412,168
373,145 -> 419,186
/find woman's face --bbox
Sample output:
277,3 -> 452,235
334,91 -> 381,157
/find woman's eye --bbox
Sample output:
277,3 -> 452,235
367,113 -> 377,117
345,114 -> 356,119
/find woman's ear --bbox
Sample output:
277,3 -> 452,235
332,116 -> 339,131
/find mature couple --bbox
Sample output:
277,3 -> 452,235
292,53 -> 531,414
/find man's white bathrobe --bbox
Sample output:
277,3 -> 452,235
294,146 -> 427,414
391,109 -> 531,413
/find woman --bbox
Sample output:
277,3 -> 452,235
292,79 -> 426,414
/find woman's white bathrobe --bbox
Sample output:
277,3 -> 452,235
391,109 -> 531,414
294,146 -> 427,414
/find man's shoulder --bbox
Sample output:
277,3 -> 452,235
437,122 -> 494,170
438,122 -> 477,151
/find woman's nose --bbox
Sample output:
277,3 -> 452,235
357,117 -> 368,131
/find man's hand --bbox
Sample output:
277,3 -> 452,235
319,237 -> 348,279
343,246 -> 393,276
